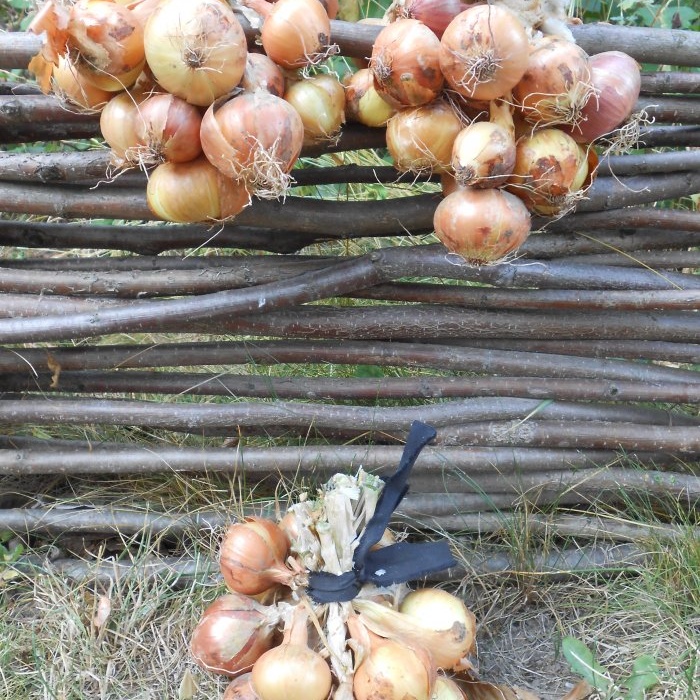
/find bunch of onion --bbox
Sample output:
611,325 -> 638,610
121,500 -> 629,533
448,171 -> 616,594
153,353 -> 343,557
383,0 -> 471,38
563,51 -> 642,144
507,127 -> 591,216
200,90 -> 304,199
146,155 -> 251,223
219,517 -> 300,596
242,0 -> 335,70
433,187 -> 531,265
386,100 -> 464,175
370,18 -> 444,107
251,605 -> 332,700
513,35 -> 594,129
240,54 -> 287,98
284,74 -> 346,146
190,592 -> 282,677
143,0 -> 247,106
440,5 -> 530,101
450,98 -> 517,188
344,68 -> 397,128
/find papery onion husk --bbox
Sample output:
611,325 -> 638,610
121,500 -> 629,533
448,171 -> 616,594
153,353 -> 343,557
439,5 -> 529,101
386,100 -> 464,174
223,672 -> 261,700
251,605 -> 332,700
513,35 -> 594,128
433,675 -> 467,700
385,0 -> 470,38
507,127 -> 587,216
353,596 -> 476,672
219,517 -> 295,596
255,0 -> 334,70
433,187 -> 531,265
190,593 -> 280,678
146,156 -> 250,223
200,91 -> 304,199
563,51 -> 642,144
451,120 -> 516,187
284,74 -> 345,145
344,68 -> 396,127
51,54 -> 112,111
144,0 -> 248,106
240,53 -> 286,97
370,18 -> 444,107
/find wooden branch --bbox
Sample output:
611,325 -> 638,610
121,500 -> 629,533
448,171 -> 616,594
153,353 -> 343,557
541,206 -> 700,234
1,339 -> 697,385
635,124 -> 700,147
4,368 -> 700,406
551,250 -> 700,268
599,150 -> 700,176
635,96 -> 700,123
640,71 -> 700,94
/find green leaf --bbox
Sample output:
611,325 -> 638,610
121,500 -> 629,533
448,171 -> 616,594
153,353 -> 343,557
624,655 -> 660,700
353,364 -> 385,378
561,637 -> 612,693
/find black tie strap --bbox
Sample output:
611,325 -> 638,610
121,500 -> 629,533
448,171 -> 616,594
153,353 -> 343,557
307,421 -> 457,603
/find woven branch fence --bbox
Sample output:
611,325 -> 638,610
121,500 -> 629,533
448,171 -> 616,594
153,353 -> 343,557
0,18 -> 699,582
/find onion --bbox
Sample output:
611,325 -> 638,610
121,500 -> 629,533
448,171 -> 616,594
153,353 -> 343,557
507,127 -> 587,215
240,53 -> 286,97
190,593 -> 280,677
219,517 -> 295,596
384,0 -> 470,38
386,100 -> 464,174
433,187 -> 531,265
223,673 -> 261,700
146,156 -> 250,223
284,74 -> 345,145
513,35 -> 594,128
68,0 -> 145,90
100,90 -> 144,165
433,676 -> 466,700
249,0 -> 333,70
200,91 -> 304,198
370,18 -> 444,107
132,93 -> 203,165
439,5 -> 529,101
564,51 -> 642,143
344,69 -> 396,127
51,55 -> 112,111
451,120 -> 516,188
251,606 -> 332,700
144,0 -> 247,106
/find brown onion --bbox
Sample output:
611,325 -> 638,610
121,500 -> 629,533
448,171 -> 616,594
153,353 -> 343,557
144,0 -> 248,106
51,54 -> 112,111
386,100 -> 464,174
385,0 -> 470,38
344,69 -> 396,127
507,127 -> 586,215
68,0 -> 145,90
513,36 -> 594,128
285,74 -> 345,145
223,673 -> 261,700
240,53 -> 286,97
146,156 -> 250,223
200,91 -> 304,198
219,517 -> 294,596
564,51 -> 642,143
100,90 -> 145,165
433,187 -> 531,265
440,5 -> 529,101
190,593 -> 279,678
370,18 -> 444,107
451,120 -> 516,188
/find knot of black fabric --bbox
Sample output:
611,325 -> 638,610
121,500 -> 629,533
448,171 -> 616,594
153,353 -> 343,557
306,421 -> 457,603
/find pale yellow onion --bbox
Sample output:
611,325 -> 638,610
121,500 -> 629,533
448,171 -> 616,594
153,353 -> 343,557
100,90 -> 143,164
439,5 -> 529,101
200,91 -> 304,198
370,18 -> 444,107
344,69 -> 396,127
451,121 -> 516,188
51,55 -> 112,111
507,127 -> 586,215
144,0 -> 247,106
433,187 -> 531,265
386,100 -> 463,174
68,0 -> 145,90
146,156 -> 250,223
513,36 -> 594,128
433,676 -> 467,700
285,74 -> 345,145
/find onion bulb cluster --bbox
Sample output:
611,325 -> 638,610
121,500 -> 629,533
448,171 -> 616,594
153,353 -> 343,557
27,0 -> 641,244
188,469 -> 483,700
